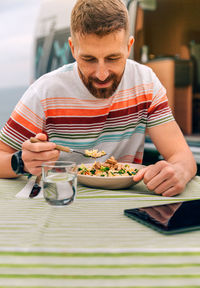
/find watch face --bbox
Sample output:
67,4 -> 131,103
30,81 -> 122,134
11,151 -> 21,174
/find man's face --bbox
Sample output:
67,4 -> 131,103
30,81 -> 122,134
69,30 -> 134,98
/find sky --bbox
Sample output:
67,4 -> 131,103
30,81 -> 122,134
0,0 -> 41,88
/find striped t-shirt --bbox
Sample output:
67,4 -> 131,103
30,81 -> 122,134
0,59 -> 174,164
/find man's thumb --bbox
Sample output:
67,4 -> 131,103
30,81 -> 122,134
133,167 -> 146,182
35,133 -> 47,141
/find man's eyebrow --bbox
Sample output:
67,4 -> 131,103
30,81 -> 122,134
106,53 -> 122,57
80,54 -> 95,58
80,53 -> 122,58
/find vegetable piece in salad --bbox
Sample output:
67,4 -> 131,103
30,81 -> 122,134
78,156 -> 139,177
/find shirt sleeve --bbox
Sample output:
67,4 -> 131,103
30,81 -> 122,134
0,85 -> 46,150
147,70 -> 174,128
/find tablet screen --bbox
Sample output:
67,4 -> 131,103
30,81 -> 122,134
124,199 -> 200,234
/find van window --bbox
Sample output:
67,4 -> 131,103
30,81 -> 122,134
35,28 -> 75,79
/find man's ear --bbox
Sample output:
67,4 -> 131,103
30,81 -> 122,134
68,37 -> 75,58
127,36 -> 134,56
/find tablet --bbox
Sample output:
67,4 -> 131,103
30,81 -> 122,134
124,199 -> 200,235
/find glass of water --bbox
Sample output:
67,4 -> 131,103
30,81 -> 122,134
42,161 -> 77,206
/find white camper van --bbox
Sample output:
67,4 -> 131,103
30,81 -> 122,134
33,0 -> 200,167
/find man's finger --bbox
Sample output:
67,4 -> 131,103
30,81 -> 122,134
133,167 -> 148,182
23,140 -> 56,152
35,133 -> 47,142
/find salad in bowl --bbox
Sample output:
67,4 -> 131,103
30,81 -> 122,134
77,156 -> 143,189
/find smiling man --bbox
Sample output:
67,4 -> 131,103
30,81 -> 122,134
0,0 -> 197,196
69,29 -> 133,99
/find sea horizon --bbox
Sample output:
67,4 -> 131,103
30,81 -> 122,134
0,85 -> 28,129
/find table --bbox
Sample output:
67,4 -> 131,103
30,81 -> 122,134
0,176 -> 200,287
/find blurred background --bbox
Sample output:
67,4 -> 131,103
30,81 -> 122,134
0,0 -> 199,171
0,0 -> 41,128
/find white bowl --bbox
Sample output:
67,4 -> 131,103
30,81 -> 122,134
77,163 -> 144,189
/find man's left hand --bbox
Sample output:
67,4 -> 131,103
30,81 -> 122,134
133,160 -> 187,197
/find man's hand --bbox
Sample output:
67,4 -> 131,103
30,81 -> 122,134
133,160 -> 187,197
135,121 -> 197,197
22,133 -> 60,176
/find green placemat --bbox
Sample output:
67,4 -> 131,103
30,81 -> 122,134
0,177 -> 200,287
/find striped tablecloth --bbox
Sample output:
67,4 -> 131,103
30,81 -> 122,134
0,176 -> 200,287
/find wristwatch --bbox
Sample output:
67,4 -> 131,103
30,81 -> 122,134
11,150 -> 27,175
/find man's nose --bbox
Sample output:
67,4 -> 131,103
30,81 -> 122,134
95,62 -> 109,81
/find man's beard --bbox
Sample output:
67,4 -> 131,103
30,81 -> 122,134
78,68 -> 122,99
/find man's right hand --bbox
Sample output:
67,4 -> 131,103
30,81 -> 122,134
22,133 -> 60,176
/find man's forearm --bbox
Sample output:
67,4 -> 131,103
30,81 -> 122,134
0,152 -> 19,178
148,121 -> 197,184
167,150 -> 197,183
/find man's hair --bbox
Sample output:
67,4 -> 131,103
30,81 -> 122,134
70,0 -> 129,38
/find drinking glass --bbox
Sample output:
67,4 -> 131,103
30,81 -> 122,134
42,161 -> 77,206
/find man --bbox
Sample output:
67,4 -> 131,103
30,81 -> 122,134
0,0 -> 196,196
